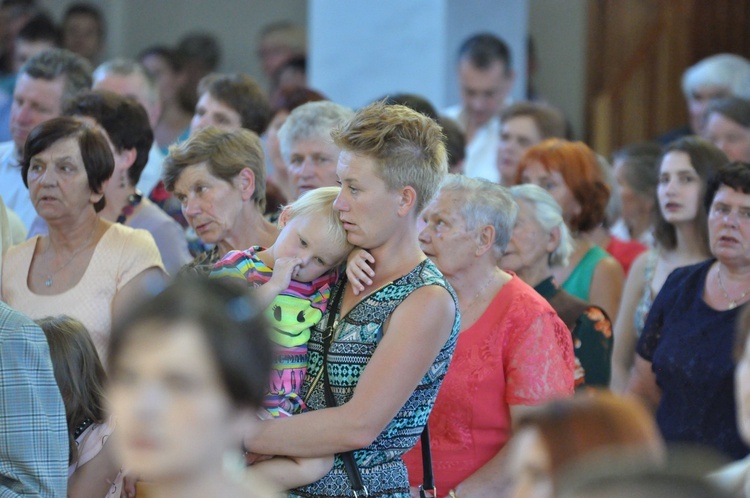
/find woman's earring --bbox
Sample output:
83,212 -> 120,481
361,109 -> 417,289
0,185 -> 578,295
120,171 -> 127,189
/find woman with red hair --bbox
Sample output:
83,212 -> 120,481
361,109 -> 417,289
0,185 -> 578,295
516,139 -> 624,322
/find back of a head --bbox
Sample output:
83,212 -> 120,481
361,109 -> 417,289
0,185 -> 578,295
177,31 -> 221,73
64,89 -> 153,186
683,53 -> 750,101
517,392 -> 665,480
438,116 -> 466,170
20,47 -> 93,105
270,85 -> 327,115
381,93 -> 438,120
500,101 -> 567,140
197,72 -> 271,135
331,101 -> 447,214
17,12 -> 59,45
458,32 -> 512,72
612,141 -> 662,199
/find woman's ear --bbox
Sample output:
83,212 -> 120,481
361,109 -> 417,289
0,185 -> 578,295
236,168 -> 257,202
547,226 -> 561,254
120,148 -> 137,171
476,224 -> 496,256
397,186 -> 417,217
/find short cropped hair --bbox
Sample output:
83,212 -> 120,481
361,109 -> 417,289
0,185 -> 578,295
138,45 -> 185,73
332,101 -> 448,214
63,3 -> 105,38
518,139 -> 610,233
284,186 -> 353,261
108,277 -> 274,409
64,89 -> 153,186
500,101 -> 567,140
509,183 -> 573,267
20,48 -> 93,108
458,32 -> 512,73
177,32 -> 221,72
163,126 -> 266,211
682,53 -> 750,101
654,136 -> 723,251
17,12 -> 59,45
37,315 -> 106,464
381,93 -> 438,120
21,116 -> 113,212
704,162 -> 750,213
437,174 -> 518,257
706,97 -> 750,129
93,58 -> 159,107
278,101 -> 353,165
197,73 -> 271,135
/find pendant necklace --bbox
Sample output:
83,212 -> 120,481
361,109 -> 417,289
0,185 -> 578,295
43,221 -> 98,287
717,264 -> 750,310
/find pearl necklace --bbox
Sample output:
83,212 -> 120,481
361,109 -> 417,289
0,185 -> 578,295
43,221 -> 98,287
717,264 -> 750,310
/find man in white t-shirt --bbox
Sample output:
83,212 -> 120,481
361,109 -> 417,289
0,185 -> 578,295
444,33 -> 515,183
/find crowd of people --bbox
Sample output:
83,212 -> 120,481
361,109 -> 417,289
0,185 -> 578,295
3,1 -> 750,497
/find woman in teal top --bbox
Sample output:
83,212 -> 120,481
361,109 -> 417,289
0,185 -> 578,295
516,138 -> 624,323
502,184 -> 613,387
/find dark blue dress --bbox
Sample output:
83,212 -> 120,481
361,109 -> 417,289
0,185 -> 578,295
637,259 -> 750,459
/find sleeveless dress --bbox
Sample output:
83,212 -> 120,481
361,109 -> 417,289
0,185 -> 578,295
637,259 -> 750,459
561,245 -> 610,301
289,259 -> 460,498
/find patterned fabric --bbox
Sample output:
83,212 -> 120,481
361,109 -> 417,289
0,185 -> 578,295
562,245 -> 610,301
211,247 -> 337,417
1,223 -> 165,361
0,301 -> 67,497
290,260 -> 459,498
634,249 -> 658,338
69,418 -> 122,497
637,259 -> 750,459
404,274 -> 575,492
178,245 -> 222,277
535,276 -> 613,388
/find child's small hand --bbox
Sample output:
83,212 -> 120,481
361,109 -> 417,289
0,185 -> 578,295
346,249 -> 375,295
268,257 -> 302,292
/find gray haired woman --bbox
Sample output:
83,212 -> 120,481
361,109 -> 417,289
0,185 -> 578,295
501,183 -> 613,387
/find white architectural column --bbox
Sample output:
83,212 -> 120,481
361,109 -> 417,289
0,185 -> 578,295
308,0 -> 528,110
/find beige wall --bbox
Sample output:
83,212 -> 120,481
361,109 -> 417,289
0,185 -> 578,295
528,0 -> 587,139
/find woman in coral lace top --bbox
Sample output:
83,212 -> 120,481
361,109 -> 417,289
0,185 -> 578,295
403,175 -> 575,496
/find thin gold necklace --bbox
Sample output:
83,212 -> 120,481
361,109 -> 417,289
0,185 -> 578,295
43,221 -> 98,287
717,264 -> 750,310
460,272 -> 496,316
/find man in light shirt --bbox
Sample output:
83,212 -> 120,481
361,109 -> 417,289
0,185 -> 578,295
444,33 -> 515,183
